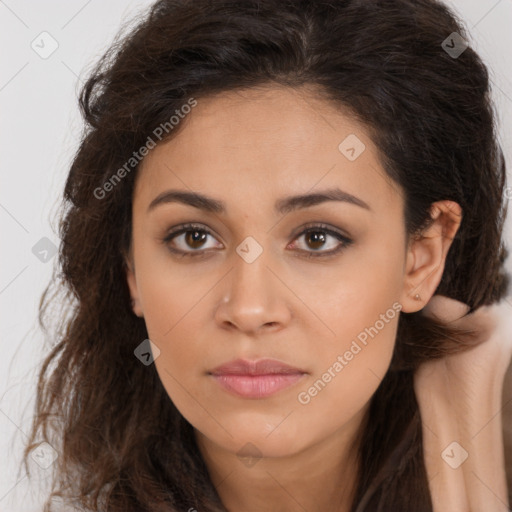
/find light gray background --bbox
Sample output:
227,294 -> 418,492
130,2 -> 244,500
1,1 -> 511,510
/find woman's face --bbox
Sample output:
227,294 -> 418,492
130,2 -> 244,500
126,86 -> 414,459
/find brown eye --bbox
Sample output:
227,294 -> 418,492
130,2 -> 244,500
184,229 -> 208,249
163,223 -> 223,256
304,230 -> 327,250
290,224 -> 353,258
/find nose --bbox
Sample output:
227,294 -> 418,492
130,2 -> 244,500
214,246 -> 292,335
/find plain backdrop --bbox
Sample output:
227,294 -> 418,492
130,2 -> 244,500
1,1 -> 511,510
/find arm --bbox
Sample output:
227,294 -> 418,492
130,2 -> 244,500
414,295 -> 512,512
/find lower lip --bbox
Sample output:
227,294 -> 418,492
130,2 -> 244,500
211,373 -> 306,399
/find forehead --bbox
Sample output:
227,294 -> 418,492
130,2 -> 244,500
133,86 -> 402,217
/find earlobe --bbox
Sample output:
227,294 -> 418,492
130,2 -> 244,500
400,200 -> 462,313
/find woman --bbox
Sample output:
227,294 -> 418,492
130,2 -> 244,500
22,0 -> 511,510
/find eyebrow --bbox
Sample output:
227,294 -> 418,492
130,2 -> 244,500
147,187 -> 371,214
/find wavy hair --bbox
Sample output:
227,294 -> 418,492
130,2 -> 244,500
22,0 -> 509,510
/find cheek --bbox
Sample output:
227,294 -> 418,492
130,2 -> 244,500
265,243 -> 403,442
293,235 -> 404,361
295,262 -> 401,408
134,245 -> 218,340
297,308 -> 399,412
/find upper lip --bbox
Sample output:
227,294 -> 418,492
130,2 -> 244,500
209,358 -> 307,376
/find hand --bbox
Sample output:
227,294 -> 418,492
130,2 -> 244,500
420,294 -> 512,385
414,294 -> 512,512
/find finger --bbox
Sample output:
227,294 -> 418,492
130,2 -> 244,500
421,294 -> 470,323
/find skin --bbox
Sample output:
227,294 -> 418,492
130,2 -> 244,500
125,85 -> 461,512
416,295 -> 512,512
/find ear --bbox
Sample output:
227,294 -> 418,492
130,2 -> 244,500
124,248 -> 144,317
399,200 -> 462,313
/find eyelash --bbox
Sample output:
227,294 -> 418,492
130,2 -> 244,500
161,222 -> 353,259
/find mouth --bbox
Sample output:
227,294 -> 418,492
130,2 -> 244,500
208,358 -> 308,399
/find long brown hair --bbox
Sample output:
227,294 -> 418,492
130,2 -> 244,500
22,0 -> 510,510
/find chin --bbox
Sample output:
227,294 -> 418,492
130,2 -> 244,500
201,417 -> 308,458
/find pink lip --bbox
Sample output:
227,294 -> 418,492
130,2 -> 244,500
209,358 -> 307,399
